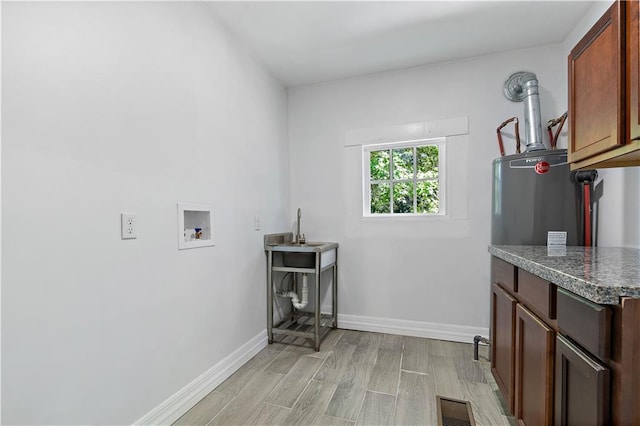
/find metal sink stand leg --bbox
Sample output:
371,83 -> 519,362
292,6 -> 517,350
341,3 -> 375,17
292,273 -> 298,323
267,250 -> 273,344
314,252 -> 321,351
333,247 -> 338,329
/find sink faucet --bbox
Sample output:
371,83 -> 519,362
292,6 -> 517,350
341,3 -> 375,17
296,208 -> 306,244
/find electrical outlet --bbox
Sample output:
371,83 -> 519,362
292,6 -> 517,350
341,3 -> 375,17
121,213 -> 137,239
254,215 -> 261,231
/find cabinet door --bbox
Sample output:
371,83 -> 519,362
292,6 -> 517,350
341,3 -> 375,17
568,1 -> 624,163
515,304 -> 555,426
555,334 -> 609,426
491,283 -> 517,413
629,0 -> 640,141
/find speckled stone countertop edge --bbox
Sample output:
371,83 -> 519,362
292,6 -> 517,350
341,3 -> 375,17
488,246 -> 624,305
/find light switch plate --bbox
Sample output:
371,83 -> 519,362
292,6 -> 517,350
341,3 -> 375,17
121,213 -> 137,239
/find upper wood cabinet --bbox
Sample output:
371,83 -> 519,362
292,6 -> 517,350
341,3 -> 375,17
628,0 -> 640,141
568,2 -> 623,165
568,0 -> 640,170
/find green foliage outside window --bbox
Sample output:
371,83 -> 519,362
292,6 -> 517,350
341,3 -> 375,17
369,143 -> 440,215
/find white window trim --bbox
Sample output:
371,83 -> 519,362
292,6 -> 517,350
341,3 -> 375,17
362,137 -> 446,218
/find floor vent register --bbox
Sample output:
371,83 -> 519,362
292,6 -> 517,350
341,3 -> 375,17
436,395 -> 476,426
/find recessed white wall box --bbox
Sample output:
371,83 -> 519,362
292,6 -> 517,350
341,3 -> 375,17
178,202 -> 215,250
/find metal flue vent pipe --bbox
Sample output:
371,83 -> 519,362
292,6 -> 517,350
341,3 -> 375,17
504,71 -> 546,152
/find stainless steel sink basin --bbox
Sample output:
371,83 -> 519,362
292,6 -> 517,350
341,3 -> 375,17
267,241 -> 336,252
283,251 -> 316,268
264,234 -> 338,269
281,243 -> 324,267
283,242 -> 325,247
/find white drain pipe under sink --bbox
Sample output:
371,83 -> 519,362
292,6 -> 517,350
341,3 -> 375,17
279,273 -> 309,309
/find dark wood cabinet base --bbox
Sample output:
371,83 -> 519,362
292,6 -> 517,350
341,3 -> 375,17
490,255 -> 640,426
555,334 -> 609,426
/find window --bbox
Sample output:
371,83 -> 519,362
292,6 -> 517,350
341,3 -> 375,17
363,138 -> 445,216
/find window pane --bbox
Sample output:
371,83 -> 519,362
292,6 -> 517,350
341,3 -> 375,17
370,150 -> 390,181
417,145 -> 439,179
392,148 -> 414,180
393,182 -> 414,213
417,181 -> 439,213
370,183 -> 390,214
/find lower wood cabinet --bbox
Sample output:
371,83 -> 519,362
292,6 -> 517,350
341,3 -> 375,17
491,283 -> 517,412
490,255 -> 640,425
514,304 -> 555,426
555,334 -> 609,426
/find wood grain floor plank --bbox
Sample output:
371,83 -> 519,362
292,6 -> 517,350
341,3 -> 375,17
494,388 -> 512,416
364,333 -> 404,350
282,379 -> 338,425
339,329 -> 364,346
267,337 -> 293,351
479,361 -> 497,383
215,349 -> 281,395
266,356 -> 324,408
173,391 -> 233,426
460,380 -> 514,426
177,331 -> 510,426
367,348 -> 402,394
402,336 -> 430,374
476,341 -> 490,363
378,333 -> 404,350
427,355 -> 464,400
266,343 -> 315,375
306,329 -> 345,359
356,391 -> 395,425
341,330 -> 403,350
313,342 -> 357,384
393,370 -> 438,426
318,416 -> 356,426
244,402 -> 291,426
325,345 -> 378,421
208,371 -> 284,425
450,342 -> 488,383
426,338 -> 458,357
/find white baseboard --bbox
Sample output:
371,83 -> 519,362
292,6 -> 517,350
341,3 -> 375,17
338,314 -> 488,343
134,330 -> 268,426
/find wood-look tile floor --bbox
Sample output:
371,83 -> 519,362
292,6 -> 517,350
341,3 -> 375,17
174,329 -> 515,426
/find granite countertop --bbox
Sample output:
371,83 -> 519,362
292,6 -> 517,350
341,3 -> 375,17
489,245 -> 640,304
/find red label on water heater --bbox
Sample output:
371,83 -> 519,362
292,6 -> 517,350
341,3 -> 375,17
535,161 -> 550,174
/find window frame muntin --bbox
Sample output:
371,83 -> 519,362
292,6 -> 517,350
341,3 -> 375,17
363,137 -> 446,217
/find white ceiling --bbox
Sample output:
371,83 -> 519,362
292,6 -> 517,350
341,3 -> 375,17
208,1 -> 595,87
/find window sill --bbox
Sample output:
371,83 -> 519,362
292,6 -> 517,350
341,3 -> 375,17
361,213 -> 448,221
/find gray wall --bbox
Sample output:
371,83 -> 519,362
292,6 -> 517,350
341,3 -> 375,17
287,43 -> 567,330
2,3 -> 289,423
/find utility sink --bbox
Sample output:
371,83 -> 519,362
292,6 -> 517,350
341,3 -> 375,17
264,234 -> 338,269
264,230 -> 339,352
